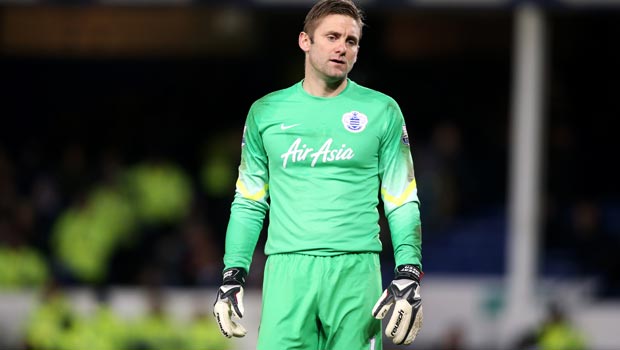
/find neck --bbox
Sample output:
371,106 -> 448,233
302,70 -> 348,97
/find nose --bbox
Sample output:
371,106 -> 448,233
335,40 -> 347,55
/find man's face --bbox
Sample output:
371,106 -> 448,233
301,14 -> 361,82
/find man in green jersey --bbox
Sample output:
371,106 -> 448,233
213,0 -> 423,349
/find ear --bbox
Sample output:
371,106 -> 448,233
299,32 -> 311,52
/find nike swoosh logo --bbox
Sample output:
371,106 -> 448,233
280,123 -> 301,130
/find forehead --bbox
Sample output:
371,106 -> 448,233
314,14 -> 361,38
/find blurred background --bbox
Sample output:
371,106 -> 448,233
0,0 -> 619,349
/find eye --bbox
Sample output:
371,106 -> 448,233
347,39 -> 358,46
326,35 -> 337,41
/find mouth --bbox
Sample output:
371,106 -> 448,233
329,59 -> 346,65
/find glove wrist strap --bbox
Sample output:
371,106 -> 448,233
395,264 -> 423,282
222,267 -> 247,286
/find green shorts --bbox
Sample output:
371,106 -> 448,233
257,253 -> 383,350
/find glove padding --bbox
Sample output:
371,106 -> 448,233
372,264 -> 423,345
213,267 -> 247,338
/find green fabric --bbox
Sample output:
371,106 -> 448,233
224,79 -> 422,272
387,201 -> 422,269
257,253 -> 382,350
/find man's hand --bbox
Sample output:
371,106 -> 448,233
372,264 -> 423,345
213,267 -> 247,338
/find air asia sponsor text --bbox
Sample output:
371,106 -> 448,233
280,138 -> 355,168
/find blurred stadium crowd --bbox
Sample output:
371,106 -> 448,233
1,116 -> 618,291
16,282 -> 228,350
1,2 -> 619,350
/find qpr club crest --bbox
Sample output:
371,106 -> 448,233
342,111 -> 368,133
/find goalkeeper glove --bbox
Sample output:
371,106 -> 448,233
213,267 -> 247,338
372,264 -> 423,345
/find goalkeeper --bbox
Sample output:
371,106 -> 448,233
213,0 -> 423,349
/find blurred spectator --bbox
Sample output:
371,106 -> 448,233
183,296 -> 231,350
513,302 -> 587,350
125,286 -> 184,350
200,128 -> 240,200
23,280 -> 75,350
124,156 -> 193,228
85,287 -> 128,350
416,121 -> 476,232
56,143 -> 92,206
180,214 -> 222,286
30,174 -> 63,254
51,188 -> 126,284
0,204 -> 49,289
200,127 -> 242,246
544,196 -> 620,296
0,243 -> 49,289
568,200 -> 620,298
437,322 -> 467,350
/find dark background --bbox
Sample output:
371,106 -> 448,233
1,3 -> 619,296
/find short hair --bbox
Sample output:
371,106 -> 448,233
303,0 -> 365,40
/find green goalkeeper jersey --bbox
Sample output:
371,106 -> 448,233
224,79 -> 422,273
